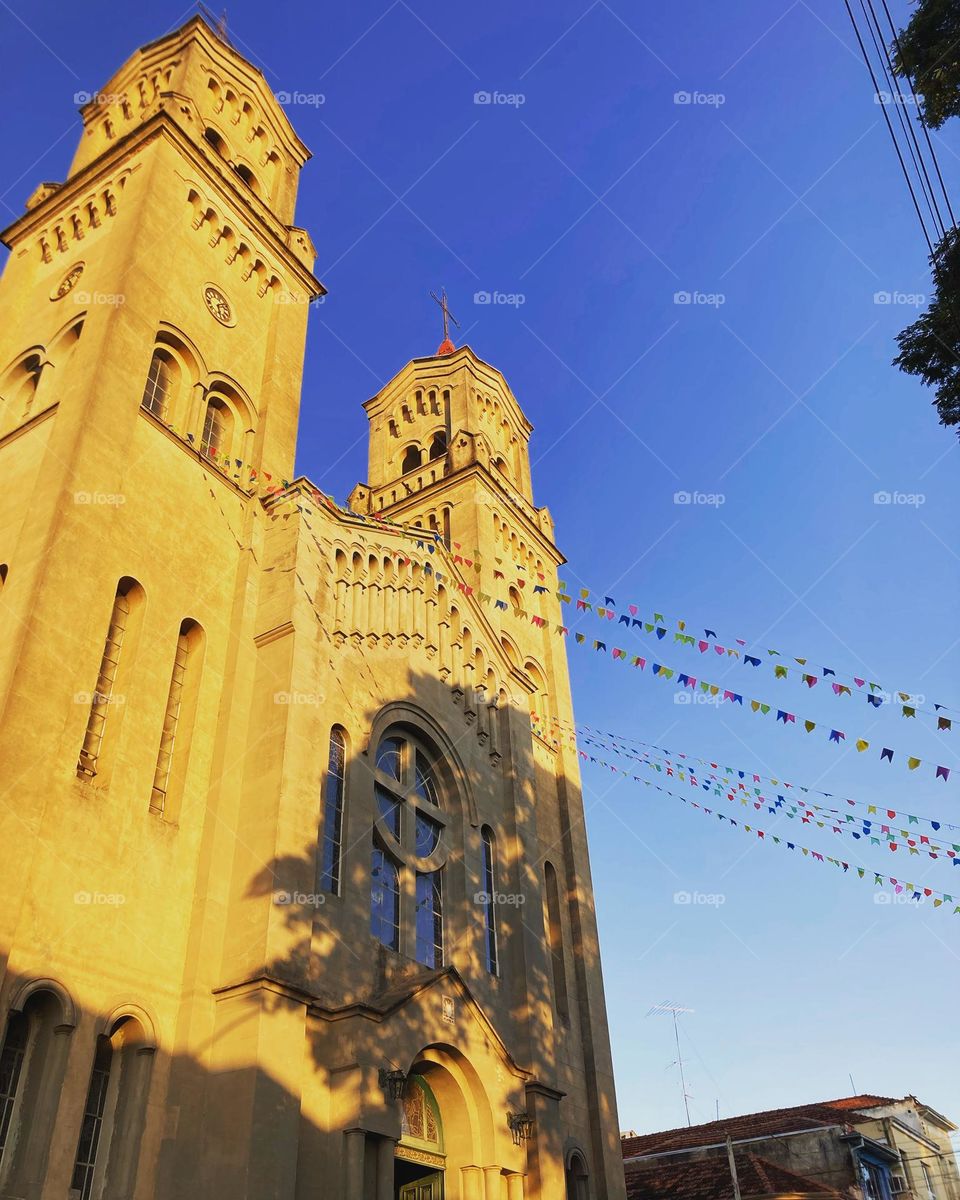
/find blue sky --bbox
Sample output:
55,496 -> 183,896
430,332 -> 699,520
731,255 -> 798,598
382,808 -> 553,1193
3,0 -> 959,1137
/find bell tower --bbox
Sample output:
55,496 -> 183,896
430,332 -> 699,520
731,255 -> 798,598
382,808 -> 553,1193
348,332 -> 565,711
0,17 -> 324,747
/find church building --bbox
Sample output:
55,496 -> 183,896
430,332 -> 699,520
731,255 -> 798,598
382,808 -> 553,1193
0,17 -> 626,1200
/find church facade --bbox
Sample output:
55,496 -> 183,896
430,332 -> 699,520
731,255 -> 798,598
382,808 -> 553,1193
0,19 -> 626,1200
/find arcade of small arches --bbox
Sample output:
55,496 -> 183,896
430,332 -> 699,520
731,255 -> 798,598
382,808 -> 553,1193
330,545 -> 557,727
0,979 -> 157,1200
186,185 -> 284,298
138,325 -> 256,468
31,168 -> 131,265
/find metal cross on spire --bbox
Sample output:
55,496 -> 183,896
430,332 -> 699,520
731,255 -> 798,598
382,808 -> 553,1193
430,288 -> 460,354
197,2 -> 230,42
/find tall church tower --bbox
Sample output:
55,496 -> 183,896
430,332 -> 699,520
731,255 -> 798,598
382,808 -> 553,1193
0,19 -> 626,1200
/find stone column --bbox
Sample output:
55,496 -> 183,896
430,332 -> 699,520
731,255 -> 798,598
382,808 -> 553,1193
506,1172 -> 525,1200
375,1135 -> 397,1200
483,1164 -> 502,1198
343,1129 -> 366,1197
461,1165 -> 484,1200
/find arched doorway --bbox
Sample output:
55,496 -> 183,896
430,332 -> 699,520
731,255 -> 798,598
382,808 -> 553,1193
395,1075 -> 444,1199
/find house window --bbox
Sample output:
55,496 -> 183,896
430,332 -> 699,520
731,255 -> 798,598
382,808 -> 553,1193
0,1012 -> 28,1165
140,349 -> 171,418
319,727 -> 347,894
481,827 -> 499,975
71,1036 -> 112,1200
401,445 -> 421,475
370,731 -> 448,964
429,431 -> 447,460
922,1165 -> 937,1200
860,1159 -> 893,1200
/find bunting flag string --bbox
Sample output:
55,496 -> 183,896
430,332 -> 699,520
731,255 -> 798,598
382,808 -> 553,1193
569,736 -> 960,860
531,711 -> 959,834
258,487 -> 956,783
260,483 -> 959,729
555,635 -> 956,782
599,770 -> 959,913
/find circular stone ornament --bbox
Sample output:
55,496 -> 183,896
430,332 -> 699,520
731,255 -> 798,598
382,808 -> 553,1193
202,283 -> 235,326
52,262 -> 84,300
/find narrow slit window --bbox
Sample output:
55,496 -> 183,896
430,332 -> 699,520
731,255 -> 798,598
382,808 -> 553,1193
318,727 -> 346,893
149,621 -> 196,815
481,827 -> 499,975
371,847 -> 400,950
415,870 -> 443,968
77,586 -> 132,777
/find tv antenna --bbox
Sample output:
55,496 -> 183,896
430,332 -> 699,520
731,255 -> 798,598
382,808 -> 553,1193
647,1001 -> 694,1126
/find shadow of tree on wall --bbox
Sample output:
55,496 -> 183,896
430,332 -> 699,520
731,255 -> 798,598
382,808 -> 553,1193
0,669 -> 619,1198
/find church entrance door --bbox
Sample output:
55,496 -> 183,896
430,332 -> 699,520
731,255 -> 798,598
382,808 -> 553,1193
398,1170 -> 444,1199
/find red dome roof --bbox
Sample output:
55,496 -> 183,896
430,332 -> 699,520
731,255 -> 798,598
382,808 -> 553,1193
436,337 -> 457,356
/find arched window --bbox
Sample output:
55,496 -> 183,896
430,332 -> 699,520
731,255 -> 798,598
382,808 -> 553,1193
71,1016 -> 154,1200
78,579 -> 142,778
0,988 -> 75,1187
149,619 -> 204,818
200,397 -> 232,459
481,826 -> 499,975
0,1012 -> 28,1164
140,349 -> 174,419
544,861 -> 569,1022
566,1151 -> 590,1200
71,1035 -> 112,1200
0,564 -> 7,590
203,127 -> 228,158
14,354 -> 43,420
371,730 -> 447,965
401,445 -> 421,475
319,726 -> 347,894
428,431 -> 447,460
235,163 -> 259,193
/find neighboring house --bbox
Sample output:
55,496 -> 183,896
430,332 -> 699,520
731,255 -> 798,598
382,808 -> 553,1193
622,1096 -> 960,1200
624,1149 -> 842,1200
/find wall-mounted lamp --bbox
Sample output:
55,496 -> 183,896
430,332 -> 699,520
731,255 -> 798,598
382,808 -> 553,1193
379,1067 -> 407,1101
508,1111 -> 534,1145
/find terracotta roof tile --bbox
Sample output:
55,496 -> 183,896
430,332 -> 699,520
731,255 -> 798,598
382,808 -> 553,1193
624,1152 -> 844,1200
621,1096 -> 901,1159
